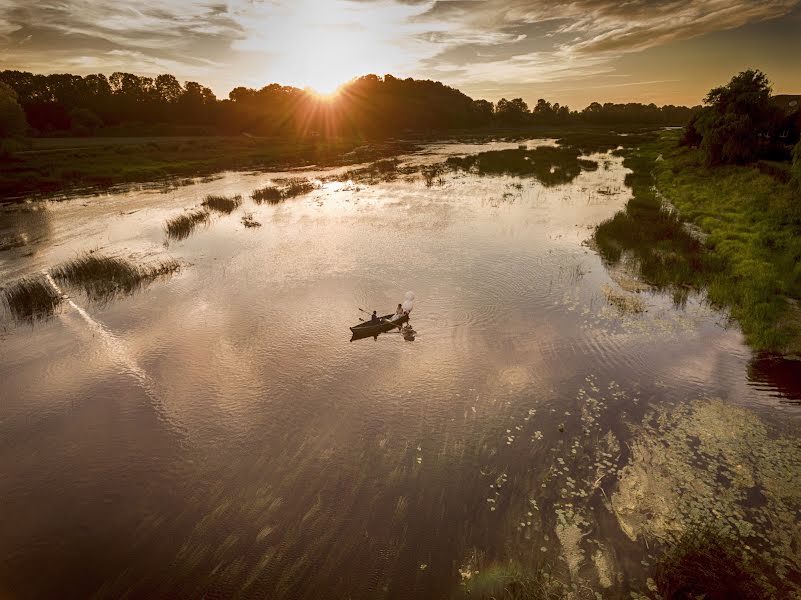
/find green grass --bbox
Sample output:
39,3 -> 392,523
1,275 -> 62,321
0,136 -> 416,201
201,194 -> 242,214
596,130 -> 801,354
165,209 -> 211,241
446,145 -> 598,186
51,253 -> 180,303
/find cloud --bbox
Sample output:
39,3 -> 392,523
0,0 -> 798,101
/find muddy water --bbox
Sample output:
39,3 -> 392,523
1,140 -> 799,598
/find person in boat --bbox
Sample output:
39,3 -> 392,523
370,310 -> 380,324
393,303 -> 404,321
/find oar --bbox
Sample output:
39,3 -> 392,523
358,306 -> 405,330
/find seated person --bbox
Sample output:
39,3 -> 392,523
370,310 -> 380,323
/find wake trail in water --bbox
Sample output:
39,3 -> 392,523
43,271 -> 186,439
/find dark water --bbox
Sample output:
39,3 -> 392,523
1,140 -> 800,598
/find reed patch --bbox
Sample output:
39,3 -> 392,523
165,209 -> 210,241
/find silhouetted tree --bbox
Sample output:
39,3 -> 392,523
686,69 -> 784,165
496,97 -> 529,125
0,82 -> 27,138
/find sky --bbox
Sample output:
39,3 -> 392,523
0,0 -> 799,108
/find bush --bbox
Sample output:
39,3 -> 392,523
0,82 -> 28,140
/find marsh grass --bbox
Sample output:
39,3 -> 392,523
201,194 -> 242,214
251,185 -> 283,204
599,130 -> 801,353
446,146 -> 597,186
51,253 -> 180,303
165,209 -> 211,240
654,528 -> 778,600
1,275 -> 62,321
252,178 -> 318,203
281,177 -> 317,198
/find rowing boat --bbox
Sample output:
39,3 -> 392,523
350,313 -> 409,340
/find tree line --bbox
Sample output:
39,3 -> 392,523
0,70 -> 698,139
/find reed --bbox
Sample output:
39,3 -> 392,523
165,209 -> 210,240
1,275 -> 62,321
201,194 -> 242,214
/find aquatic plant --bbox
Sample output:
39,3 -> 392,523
201,194 -> 242,214
251,185 -> 283,204
51,253 -> 180,303
454,560 -> 572,600
241,214 -> 262,228
281,178 -> 317,198
446,146 -> 597,187
165,209 -> 210,241
654,527 -> 777,600
1,274 -> 62,321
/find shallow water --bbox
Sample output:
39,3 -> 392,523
1,139 -> 799,598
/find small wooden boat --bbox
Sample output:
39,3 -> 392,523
350,313 -> 409,340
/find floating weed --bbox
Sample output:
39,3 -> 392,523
51,253 -> 180,303
202,194 -> 242,214
612,399 -> 801,596
1,274 -> 62,321
165,209 -> 210,241
241,214 -> 262,228
601,283 -> 646,314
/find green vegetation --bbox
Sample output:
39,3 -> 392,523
0,136 -> 413,200
1,275 -> 62,321
596,129 -> 801,354
682,69 -> 794,166
453,561 -> 569,600
447,145 -> 597,186
165,209 -> 211,241
278,177 -> 318,198
201,193 -> 242,214
251,185 -> 283,204
51,253 -> 180,303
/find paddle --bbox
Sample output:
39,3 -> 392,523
358,306 -> 405,331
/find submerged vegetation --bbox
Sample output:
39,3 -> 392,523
654,528 -> 778,600
164,208 -> 211,241
201,194 -> 242,214
51,253 -> 180,303
1,275 -> 63,321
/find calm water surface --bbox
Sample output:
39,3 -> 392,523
1,139 -> 800,598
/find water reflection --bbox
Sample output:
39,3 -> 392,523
0,138 -> 799,598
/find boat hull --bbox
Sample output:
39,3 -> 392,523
350,313 -> 409,340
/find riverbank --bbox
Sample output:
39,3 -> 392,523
0,125 -> 660,202
606,131 -> 801,356
0,136 -> 417,202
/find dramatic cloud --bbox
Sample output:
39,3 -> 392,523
0,0 -> 799,105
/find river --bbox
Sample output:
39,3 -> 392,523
1,138 -> 799,598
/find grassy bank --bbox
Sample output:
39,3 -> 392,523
0,136 -> 415,201
598,130 -> 801,355
0,125 -> 658,202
